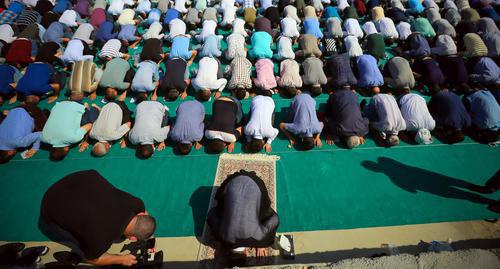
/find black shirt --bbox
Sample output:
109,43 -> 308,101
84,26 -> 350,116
325,89 -> 369,137
160,58 -> 187,91
436,56 -> 468,86
40,170 -> 145,260
207,98 -> 242,138
140,38 -> 163,63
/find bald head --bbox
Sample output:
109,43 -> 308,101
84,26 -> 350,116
92,142 -> 110,157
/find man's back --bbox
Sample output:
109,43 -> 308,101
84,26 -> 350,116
41,101 -> 86,147
129,101 -> 168,145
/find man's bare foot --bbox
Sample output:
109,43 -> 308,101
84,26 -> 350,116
79,141 -> 89,152
8,95 -> 17,104
181,91 -> 188,100
151,94 -> 158,101
120,139 -> 127,148
214,91 -> 221,99
227,143 -> 234,153
195,141 -> 202,150
0,96 -> 3,105
264,143 -> 272,153
118,91 -> 127,101
288,138 -> 296,148
89,92 -> 97,100
157,141 -> 166,151
47,96 -> 58,103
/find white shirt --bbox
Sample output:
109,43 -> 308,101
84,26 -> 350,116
221,5 -> 237,25
73,23 -> 95,45
129,101 -> 170,145
144,22 -> 165,40
370,94 -> 407,135
245,96 -> 279,144
337,0 -> 350,11
108,0 -> 125,15
117,9 -> 136,25
168,19 -> 186,40
378,17 -> 399,39
90,102 -> 131,142
0,25 -> 16,44
344,18 -> 364,39
59,10 -> 78,27
397,22 -> 412,40
22,0 -> 38,7
232,18 -> 248,37
276,36 -> 295,60
197,20 -> 217,42
398,93 -> 436,131
226,33 -> 247,60
281,17 -> 300,38
193,57 -> 220,88
344,36 -> 363,58
174,0 -> 188,13
363,22 -> 378,36
284,6 -> 301,24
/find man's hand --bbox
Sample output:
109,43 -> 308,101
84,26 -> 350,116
359,136 -> 366,145
79,141 -> 90,152
264,143 -> 272,153
24,149 -> 38,158
227,142 -> 235,153
255,248 -> 268,257
119,254 -> 137,267
314,136 -> 323,148
157,142 -> 166,151
325,134 -> 334,145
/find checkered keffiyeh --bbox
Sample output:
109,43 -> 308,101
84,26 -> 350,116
228,57 -> 252,89
0,10 -> 18,25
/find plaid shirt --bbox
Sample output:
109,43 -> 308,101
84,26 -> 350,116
227,56 -> 252,89
0,10 -> 18,25
243,0 -> 255,8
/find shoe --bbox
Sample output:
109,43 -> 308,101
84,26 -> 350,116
21,246 -> 49,257
0,243 -> 25,265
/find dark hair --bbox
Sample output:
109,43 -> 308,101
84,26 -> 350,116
248,138 -> 264,153
167,89 -> 180,101
207,139 -> 225,154
136,144 -> 154,159
284,86 -> 297,97
261,89 -> 273,97
445,129 -> 465,144
478,130 -> 499,144
301,136 -> 315,151
197,90 -> 211,102
0,150 -> 15,164
50,147 -> 69,161
135,93 -> 148,104
130,215 -> 156,240
176,142 -> 193,155
310,86 -> 322,97
234,87 -> 247,100
105,88 -> 118,101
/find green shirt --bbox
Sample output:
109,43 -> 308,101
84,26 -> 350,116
41,101 -> 86,148
411,18 -> 436,38
249,31 -> 273,59
99,58 -> 131,90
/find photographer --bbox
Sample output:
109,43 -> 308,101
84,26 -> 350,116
40,170 -> 156,267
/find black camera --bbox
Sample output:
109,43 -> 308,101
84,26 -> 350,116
121,238 -> 163,268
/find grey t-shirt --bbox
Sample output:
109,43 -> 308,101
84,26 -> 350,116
129,101 -> 169,145
169,100 -> 205,143
302,57 -> 327,86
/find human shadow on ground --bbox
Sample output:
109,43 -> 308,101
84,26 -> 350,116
361,157 -> 495,205
189,186 -> 216,242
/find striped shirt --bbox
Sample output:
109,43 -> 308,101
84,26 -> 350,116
464,33 -> 489,58
99,39 -> 124,59
68,61 -> 101,94
15,10 -> 41,28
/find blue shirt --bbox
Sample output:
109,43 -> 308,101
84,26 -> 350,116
132,60 -> 160,92
16,63 -> 53,96
429,91 -> 471,130
53,0 -> 71,14
0,64 -> 20,95
8,1 -> 25,14
285,93 -> 324,137
118,25 -> 138,41
0,108 -> 41,150
43,22 -> 65,44
95,21 -> 118,42
249,31 -> 273,59
356,55 -> 384,88
41,101 -> 87,147
465,90 -> 500,131
303,18 -> 323,39
325,89 -> 369,137
200,35 -> 222,58
163,9 -> 180,25
323,6 -> 340,20
472,57 -> 500,85
170,36 -> 192,60
170,100 -> 205,143
147,8 -> 161,24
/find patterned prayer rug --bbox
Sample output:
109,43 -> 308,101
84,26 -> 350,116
197,153 -> 280,269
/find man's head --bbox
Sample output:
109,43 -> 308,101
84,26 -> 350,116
135,93 -> 148,104
92,141 -> 111,157
248,138 -> 264,153
478,129 -> 499,144
176,142 -> 193,155
415,128 -> 433,144
136,144 -> 154,159
444,128 -> 465,144
207,139 -> 226,154
386,135 -> 400,147
310,86 -> 322,97
261,89 -> 273,97
70,91 -> 84,102
197,89 -> 211,102
233,87 -> 247,100
0,150 -> 16,164
167,89 -> 180,101
345,136 -> 361,149
105,88 -> 118,101
125,214 -> 157,241
284,86 -> 298,98
301,136 -> 315,151
24,95 -> 40,105
50,146 -> 70,161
